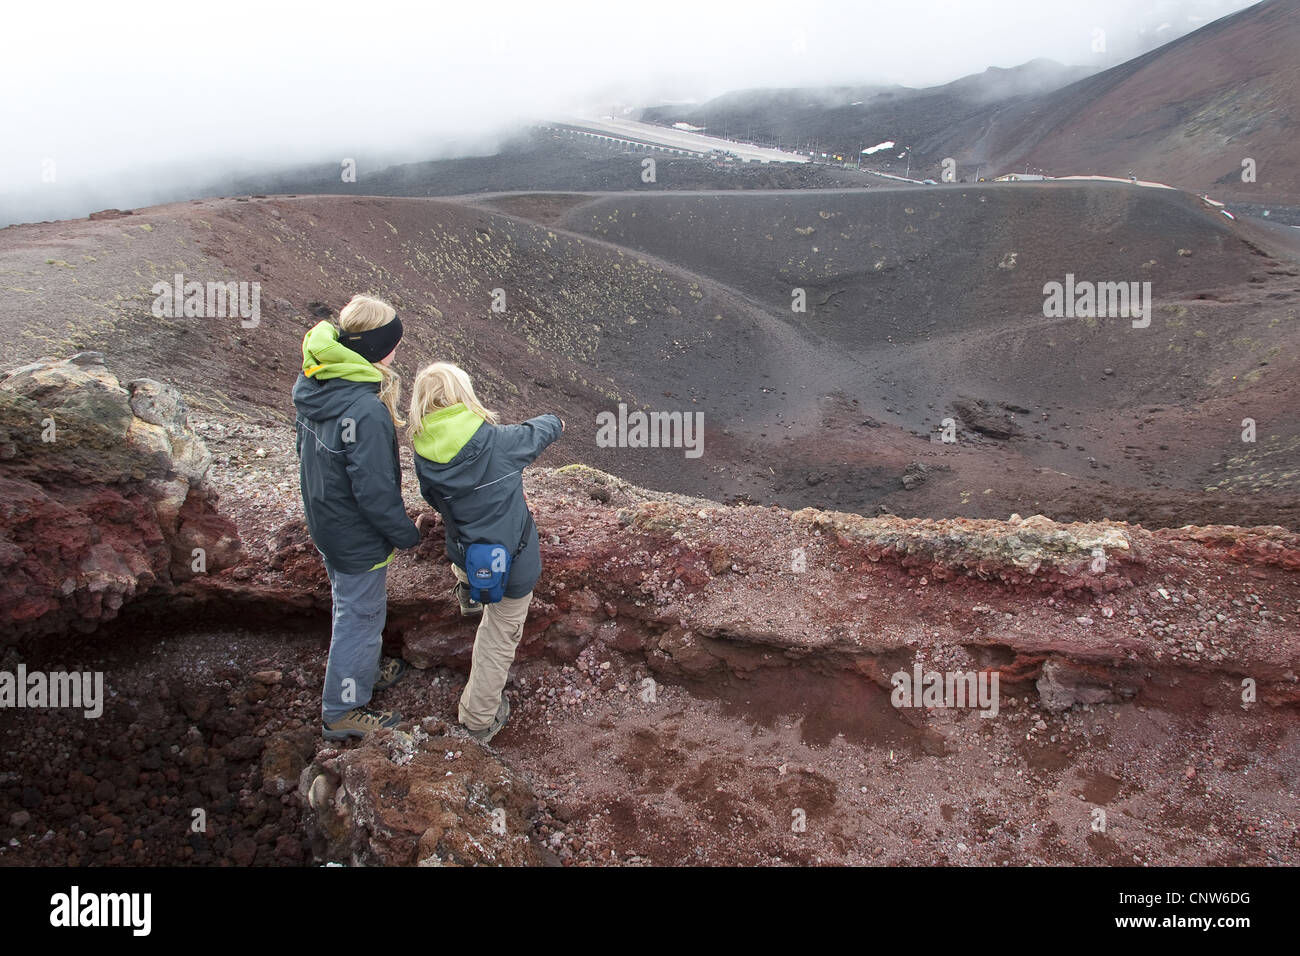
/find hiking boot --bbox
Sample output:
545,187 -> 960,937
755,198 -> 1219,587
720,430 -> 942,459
323,706 -> 401,741
464,692 -> 510,744
373,656 -> 408,692
453,582 -> 483,617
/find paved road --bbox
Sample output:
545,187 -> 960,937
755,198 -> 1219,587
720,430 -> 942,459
549,114 -> 810,164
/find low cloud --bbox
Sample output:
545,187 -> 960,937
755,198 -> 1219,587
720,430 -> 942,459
0,0 -> 1260,224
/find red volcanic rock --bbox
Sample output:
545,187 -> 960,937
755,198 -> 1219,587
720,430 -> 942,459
1160,524 -> 1300,571
299,726 -> 542,866
0,353 -> 240,640
267,519 -> 329,589
223,462 -> 1299,715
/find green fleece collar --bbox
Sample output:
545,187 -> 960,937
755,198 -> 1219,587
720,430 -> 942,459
301,320 -> 382,382
412,403 -> 484,463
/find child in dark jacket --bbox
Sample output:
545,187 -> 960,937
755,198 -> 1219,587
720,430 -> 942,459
293,294 -> 419,741
408,361 -> 563,742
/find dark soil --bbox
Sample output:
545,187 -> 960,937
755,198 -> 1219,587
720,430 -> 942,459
3,183 -> 1297,534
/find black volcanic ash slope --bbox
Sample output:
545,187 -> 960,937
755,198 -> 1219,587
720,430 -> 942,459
3,186 -> 1298,527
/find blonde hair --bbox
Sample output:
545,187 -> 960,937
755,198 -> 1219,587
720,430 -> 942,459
338,294 -> 403,425
409,362 -> 499,439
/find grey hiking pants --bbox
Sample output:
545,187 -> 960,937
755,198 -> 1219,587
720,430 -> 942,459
453,564 -> 533,731
321,563 -> 388,723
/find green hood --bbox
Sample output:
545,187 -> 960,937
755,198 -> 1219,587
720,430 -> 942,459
412,403 -> 485,463
301,320 -> 382,382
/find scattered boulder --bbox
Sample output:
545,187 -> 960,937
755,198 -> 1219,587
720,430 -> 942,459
901,462 -> 928,490
951,397 -> 1023,440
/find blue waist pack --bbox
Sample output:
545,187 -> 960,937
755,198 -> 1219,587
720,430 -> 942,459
464,542 -> 512,604
439,495 -> 533,605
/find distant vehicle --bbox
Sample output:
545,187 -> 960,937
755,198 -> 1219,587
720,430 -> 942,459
922,179 -> 937,185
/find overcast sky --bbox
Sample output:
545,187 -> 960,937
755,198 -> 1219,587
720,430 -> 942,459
0,0 -> 1260,222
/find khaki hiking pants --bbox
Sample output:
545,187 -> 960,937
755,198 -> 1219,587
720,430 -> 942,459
453,564 -> 533,731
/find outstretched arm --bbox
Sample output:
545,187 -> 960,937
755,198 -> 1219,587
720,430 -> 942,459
497,413 -> 564,469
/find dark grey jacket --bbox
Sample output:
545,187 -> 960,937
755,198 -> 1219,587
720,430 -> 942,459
413,414 -> 563,599
292,374 -> 419,574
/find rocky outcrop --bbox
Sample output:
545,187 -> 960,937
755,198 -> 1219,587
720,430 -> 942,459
299,720 -> 543,866
1162,524 -> 1300,571
186,462 -> 1299,715
0,353 -> 240,640
788,508 -> 1138,591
